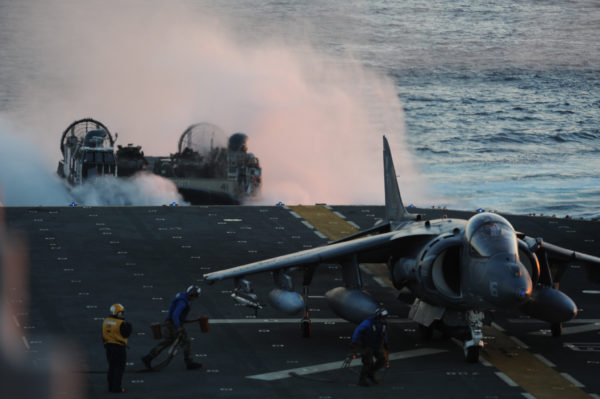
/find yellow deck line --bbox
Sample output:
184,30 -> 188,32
289,205 -> 393,286
289,205 -> 593,399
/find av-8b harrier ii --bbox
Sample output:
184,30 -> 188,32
205,136 -> 600,362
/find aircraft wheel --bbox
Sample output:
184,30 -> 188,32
301,319 -> 312,338
551,322 -> 562,337
418,324 -> 434,341
464,345 -> 480,363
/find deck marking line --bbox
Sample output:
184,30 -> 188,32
348,221 -> 360,229
333,211 -> 346,219
247,348 -> 446,381
531,323 -> 600,336
208,318 -> 413,325
533,354 -> 556,368
521,393 -> 536,399
301,220 -> 315,230
560,373 -> 585,388
509,336 -> 529,349
313,230 -> 327,239
495,372 -> 519,387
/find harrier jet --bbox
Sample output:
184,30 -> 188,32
204,136 -> 600,362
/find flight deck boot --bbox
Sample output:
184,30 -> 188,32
185,357 -> 203,370
358,370 -> 370,387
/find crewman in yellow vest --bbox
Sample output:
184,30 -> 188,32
102,303 -> 133,393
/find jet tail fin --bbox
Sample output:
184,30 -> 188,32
383,136 -> 410,222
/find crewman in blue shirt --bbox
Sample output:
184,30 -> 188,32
141,285 -> 203,370
351,307 -> 389,387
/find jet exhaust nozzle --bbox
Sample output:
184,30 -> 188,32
325,287 -> 379,324
518,285 -> 577,323
267,288 -> 304,315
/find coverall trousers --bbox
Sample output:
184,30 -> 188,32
105,343 -> 126,393
147,321 -> 192,364
360,346 -> 385,381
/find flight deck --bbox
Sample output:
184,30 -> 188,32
3,205 -> 599,399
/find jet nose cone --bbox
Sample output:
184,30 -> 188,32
513,262 -> 533,303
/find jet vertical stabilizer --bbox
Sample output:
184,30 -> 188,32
383,135 -> 410,222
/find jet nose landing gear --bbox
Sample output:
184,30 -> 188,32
463,310 -> 484,363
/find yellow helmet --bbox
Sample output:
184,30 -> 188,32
110,303 -> 125,316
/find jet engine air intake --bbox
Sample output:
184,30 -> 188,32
397,234 -> 463,302
517,239 -> 540,285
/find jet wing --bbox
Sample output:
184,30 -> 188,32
541,240 -> 600,284
522,234 -> 600,284
204,229 -> 415,283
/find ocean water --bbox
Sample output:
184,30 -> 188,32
0,1 -> 598,218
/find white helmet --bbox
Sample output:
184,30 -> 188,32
186,285 -> 201,298
110,303 -> 125,316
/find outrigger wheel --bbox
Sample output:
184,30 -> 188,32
551,322 -> 563,337
464,345 -> 481,363
301,318 -> 312,338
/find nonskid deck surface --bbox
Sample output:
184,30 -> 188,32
3,206 -> 600,399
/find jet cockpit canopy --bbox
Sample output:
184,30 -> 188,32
465,213 -> 518,258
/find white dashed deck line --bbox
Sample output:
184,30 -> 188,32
313,230 -> 327,239
508,336 -> 529,349
559,372 -> 585,388
347,221 -> 360,229
247,348 -> 447,381
533,353 -> 556,367
495,371 -> 519,387
301,220 -> 315,230
333,211 -> 346,219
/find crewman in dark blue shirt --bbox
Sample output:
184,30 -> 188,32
141,285 -> 203,370
351,307 -> 389,387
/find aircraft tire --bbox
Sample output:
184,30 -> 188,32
551,322 -> 562,337
301,320 -> 311,338
464,345 -> 480,363
418,324 -> 434,341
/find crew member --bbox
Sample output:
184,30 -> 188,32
141,285 -> 203,370
102,303 -> 132,393
351,307 -> 389,387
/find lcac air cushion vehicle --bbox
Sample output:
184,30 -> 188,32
57,118 -> 118,185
